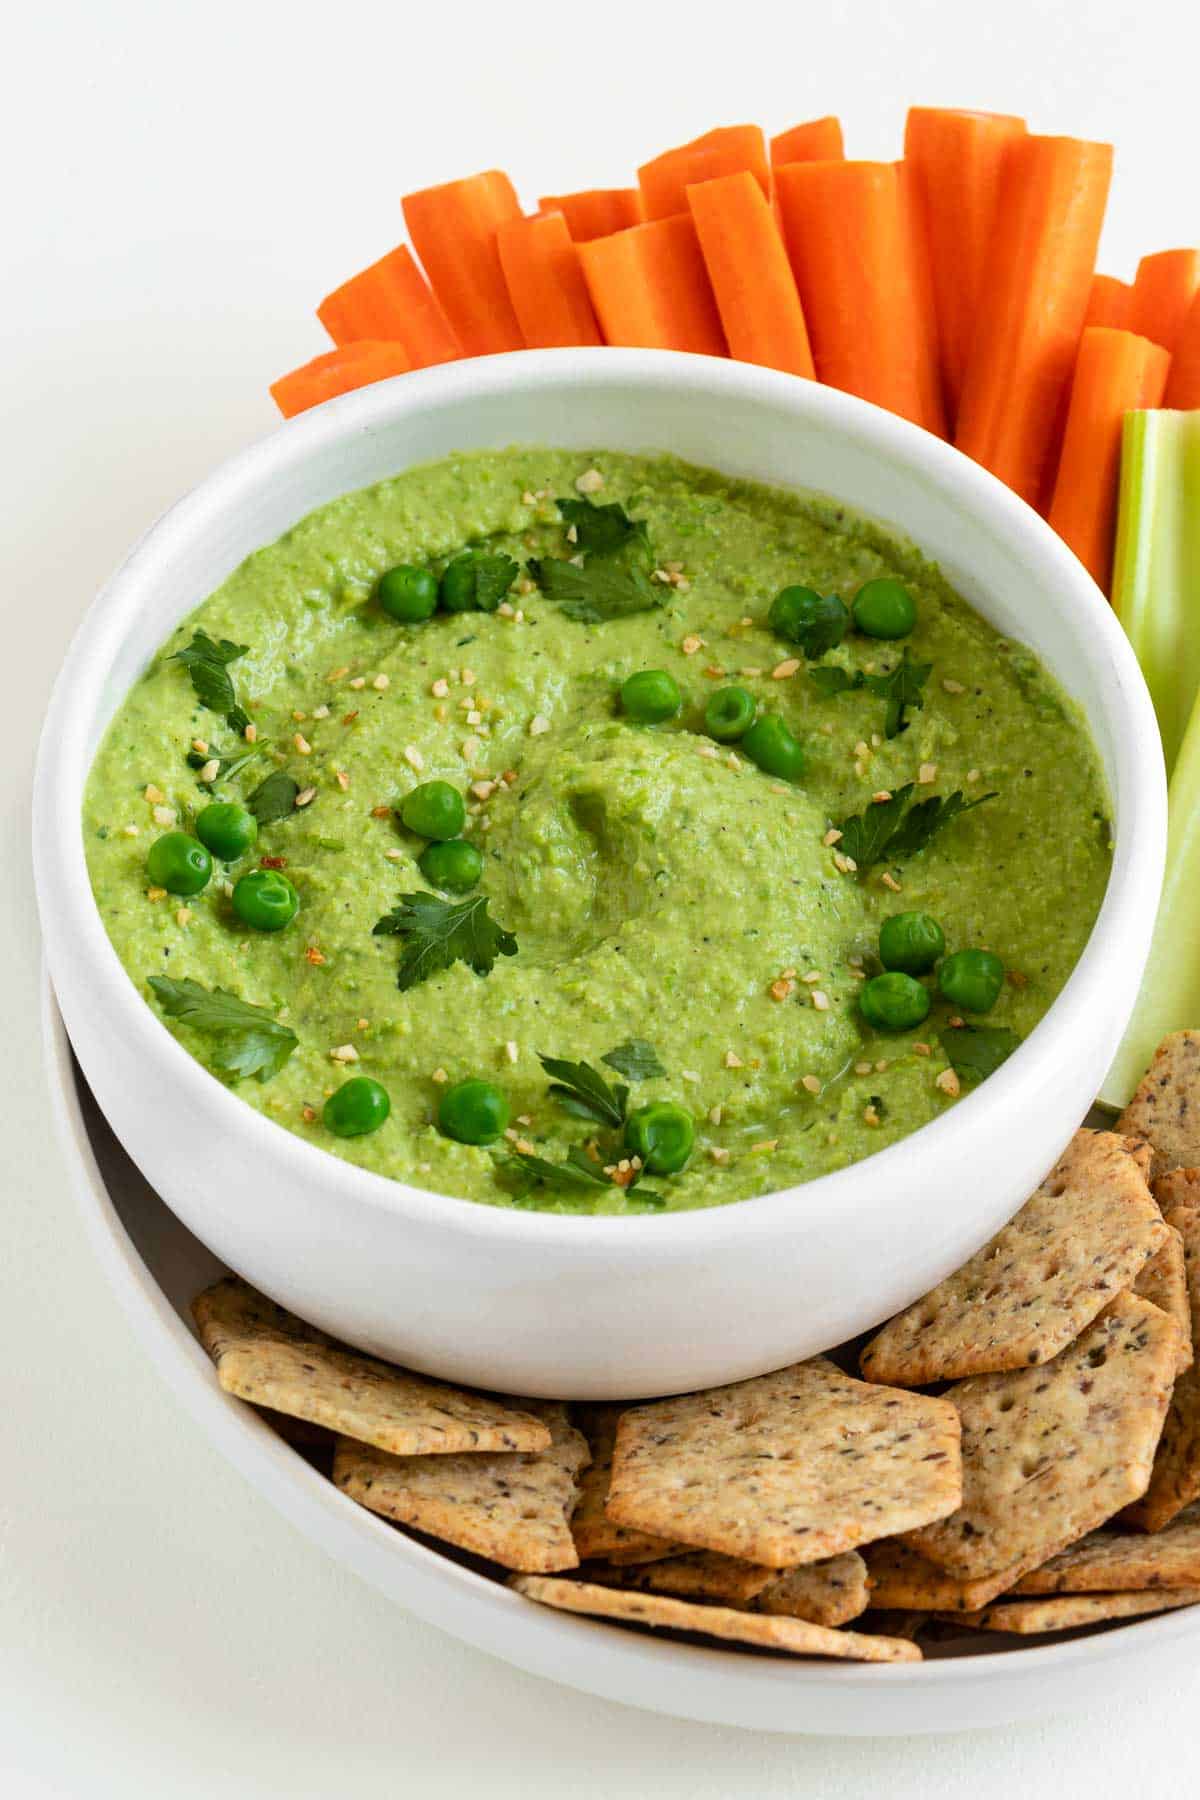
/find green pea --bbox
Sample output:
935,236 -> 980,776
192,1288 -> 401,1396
419,838 -> 484,893
878,910 -> 946,975
377,563 -> 439,622
624,1101 -> 695,1175
620,669 -> 682,723
742,714 -> 806,783
437,1078 -> 510,1145
704,685 -> 757,742
323,1077 -> 391,1138
938,948 -> 1005,1013
859,971 -> 931,1033
231,867 -> 299,932
400,780 -> 466,841
768,585 -> 849,650
195,802 -> 258,862
146,831 -> 212,896
852,578 -> 917,639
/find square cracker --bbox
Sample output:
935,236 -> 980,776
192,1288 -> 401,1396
1013,1501 -> 1200,1593
752,1553 -> 870,1628
946,1590 -> 1200,1634
1119,1032 -> 1200,1178
863,1538 -> 1045,1613
1125,1204 -> 1200,1532
332,1401 -> 589,1572
860,1131 -> 1167,1386
605,1358 -> 961,1569
571,1406 -> 680,1565
1135,1223 -> 1193,1375
510,1576 -> 921,1662
904,1290 -> 1180,1580
193,1279 -> 551,1457
1155,1168 -> 1200,1209
580,1548 -> 869,1626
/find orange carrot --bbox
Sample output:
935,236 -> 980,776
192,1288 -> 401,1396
1085,274 -> 1134,330
897,159 -> 949,439
638,126 -> 769,221
270,341 -> 412,419
1130,248 -> 1200,351
496,212 -> 602,348
402,171 -> 524,355
1165,288 -> 1200,407
537,189 -> 645,241
955,135 -> 1113,507
775,160 -> 946,435
769,116 -> 844,166
578,214 -> 728,355
317,244 -> 462,368
903,109 -> 1026,425
687,170 -> 813,377
1047,326 -> 1169,591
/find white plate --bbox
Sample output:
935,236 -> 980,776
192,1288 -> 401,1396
43,977 -> 1199,1736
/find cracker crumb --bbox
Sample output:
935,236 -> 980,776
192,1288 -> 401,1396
864,1105 -> 881,1127
696,744 -> 720,761
800,1074 -> 821,1094
723,1050 -> 743,1069
881,871 -> 902,892
144,784 -> 165,804
292,709 -> 307,723
294,733 -> 312,755
244,722 -> 258,743
772,659 -> 800,680
854,740 -> 871,760
708,1105 -> 723,1125
681,634 -> 704,656
431,678 -> 450,698
823,828 -> 843,847
372,673 -> 390,692
504,1040 -> 519,1064
709,1146 -> 731,1165
384,847 -> 404,861
304,946 -> 326,965
871,790 -> 893,805
471,779 -> 497,800
432,1068 -> 449,1085
461,668 -> 477,687
175,907 -> 191,927
811,990 -> 831,1012
327,666 -> 350,683
913,1041 -> 932,1056
855,1061 -> 873,1076
769,977 -> 795,1002
121,824 -> 140,837
875,1059 -> 889,1073
750,1139 -> 779,1154
371,805 -> 391,819
348,676 -> 366,691
312,704 -> 330,720
330,1044 -> 359,1064
942,678 -> 966,695
335,769 -> 350,791
967,768 -> 981,783
198,759 -> 221,784
152,804 -> 175,827
301,1105 -> 317,1123
146,886 -> 167,902
190,739 -> 208,755
935,1068 -> 961,1097
917,762 -> 938,785
575,468 -> 605,494
403,745 -> 425,772
295,787 -> 317,808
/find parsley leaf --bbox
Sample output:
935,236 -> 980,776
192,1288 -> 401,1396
147,975 -> 298,1082
601,1039 -> 667,1081
170,630 -> 251,733
444,551 -> 519,612
940,1025 -> 1022,1085
835,784 -> 998,871
506,1146 -> 612,1191
246,770 -> 301,825
529,553 -> 663,623
556,496 -> 649,558
864,649 -> 933,739
539,1053 -> 628,1128
809,666 -> 865,698
372,892 -> 518,991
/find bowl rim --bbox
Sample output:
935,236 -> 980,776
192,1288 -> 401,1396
33,346 -> 1167,1251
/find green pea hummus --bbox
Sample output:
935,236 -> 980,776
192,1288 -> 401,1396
83,449 -> 1112,1214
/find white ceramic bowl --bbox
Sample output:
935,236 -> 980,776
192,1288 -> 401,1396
34,349 -> 1166,1399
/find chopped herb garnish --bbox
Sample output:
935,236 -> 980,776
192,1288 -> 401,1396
246,770 -> 301,825
529,553 -> 663,623
170,630 -> 250,733
372,891 -> 518,991
601,1038 -> 667,1081
556,496 -> 649,557
835,783 -> 998,872
776,590 -> 849,659
186,745 -> 262,789
539,1053 -> 628,1128
810,649 -> 932,738
446,552 -> 519,612
940,1024 -> 1022,1084
809,666 -> 865,698
147,975 -> 297,1082
506,1146 -> 612,1190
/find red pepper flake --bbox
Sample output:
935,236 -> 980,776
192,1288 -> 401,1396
342,711 -> 360,726
260,854 -> 288,870
371,805 -> 391,819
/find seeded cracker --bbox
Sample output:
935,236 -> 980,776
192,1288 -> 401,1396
904,1291 -> 1180,1579
578,1548 -> 869,1625
1135,1222 -> 1193,1375
1154,1167 -> 1200,1209
863,1538 -> 1042,1612
860,1131 -> 1167,1386
752,1553 -> 870,1627
1118,1031 -> 1200,1178
605,1358 -> 961,1568
510,1577 -> 921,1662
193,1277 -> 550,1456
1125,1204 -> 1200,1532
945,1590 -> 1200,1634
571,1405 -> 681,1565
1013,1501 -> 1200,1593
332,1402 -> 589,1572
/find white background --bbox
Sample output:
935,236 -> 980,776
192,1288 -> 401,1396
6,0 -> 1200,1792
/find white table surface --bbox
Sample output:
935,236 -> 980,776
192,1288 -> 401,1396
7,1 -> 1200,1790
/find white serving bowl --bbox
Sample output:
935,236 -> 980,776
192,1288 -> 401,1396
34,349 -> 1166,1399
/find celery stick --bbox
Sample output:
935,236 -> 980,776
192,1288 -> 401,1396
1111,409 -> 1200,775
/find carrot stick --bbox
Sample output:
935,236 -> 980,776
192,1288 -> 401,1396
537,189 -> 645,241
578,214 -> 728,355
954,135 -> 1113,507
1165,289 -> 1200,407
402,170 -> 524,355
775,160 -> 946,435
1085,274 -> 1134,330
769,116 -> 844,166
1046,326 -> 1170,592
1130,249 -> 1200,351
897,160 -> 949,439
317,244 -> 462,368
903,109 -> 1027,426
638,126 -> 769,221
496,212 -> 602,348
270,341 -> 412,419
687,170 -> 813,377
